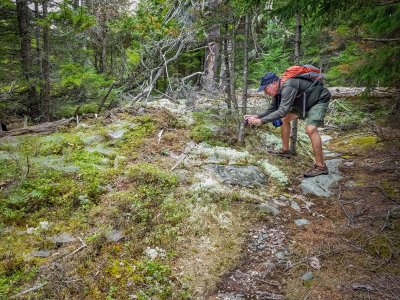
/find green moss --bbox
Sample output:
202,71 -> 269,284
348,136 -> 377,148
366,235 -> 392,258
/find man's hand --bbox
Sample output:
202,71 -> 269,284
244,115 -> 261,126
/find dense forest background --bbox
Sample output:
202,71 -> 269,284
1,0 -> 399,126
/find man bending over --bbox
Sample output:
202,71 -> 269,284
244,72 -> 331,178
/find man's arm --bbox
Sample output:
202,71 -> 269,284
259,83 -> 298,124
257,96 -> 278,119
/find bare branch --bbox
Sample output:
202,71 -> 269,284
13,282 -> 48,298
363,37 -> 400,42
377,0 -> 400,6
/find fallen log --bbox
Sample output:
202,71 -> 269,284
246,87 -> 399,99
0,117 -> 74,140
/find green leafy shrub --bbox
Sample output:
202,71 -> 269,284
190,125 -> 216,143
127,163 -> 177,189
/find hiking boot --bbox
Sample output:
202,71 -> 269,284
268,148 -> 292,158
304,164 -> 329,178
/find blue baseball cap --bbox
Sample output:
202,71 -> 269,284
257,72 -> 280,92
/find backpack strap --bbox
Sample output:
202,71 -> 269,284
298,80 -> 321,117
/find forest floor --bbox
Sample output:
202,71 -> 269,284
209,123 -> 400,300
0,96 -> 399,300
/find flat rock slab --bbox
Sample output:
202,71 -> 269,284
300,159 -> 344,197
47,232 -> 75,243
31,250 -> 50,257
108,229 -> 124,242
203,164 -> 268,188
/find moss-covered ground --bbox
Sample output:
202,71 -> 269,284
1,98 -> 399,300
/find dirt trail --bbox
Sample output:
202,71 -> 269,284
209,131 -> 400,300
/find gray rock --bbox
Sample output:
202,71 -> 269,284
320,135 -> 332,144
203,164 -> 268,188
273,199 -> 287,206
31,250 -> 50,257
275,252 -> 285,259
47,232 -> 75,243
301,272 -> 313,280
236,294 -> 245,299
108,229 -> 124,242
81,134 -> 104,145
253,242 -> 259,246
87,145 -> 115,155
300,159 -> 344,197
204,125 -> 220,132
324,152 -> 341,157
57,165 -> 81,173
108,129 -> 127,139
262,234 -> 269,239
290,201 -> 301,211
294,219 -> 310,226
258,204 -> 280,216
257,246 -> 265,250
343,140 -> 349,144
345,180 -> 356,188
343,161 -> 355,167
138,107 -> 145,114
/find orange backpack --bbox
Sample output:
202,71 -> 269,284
280,65 -> 324,117
281,64 -> 323,84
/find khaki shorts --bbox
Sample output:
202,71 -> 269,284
290,101 -> 329,127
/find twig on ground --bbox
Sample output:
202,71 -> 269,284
380,207 -> 400,231
378,186 -> 400,205
64,237 -> 87,259
337,186 -> 352,226
304,291 -> 312,300
171,140 -> 196,171
13,282 -> 48,298
284,248 -> 341,272
296,137 -> 315,163
254,278 -> 280,286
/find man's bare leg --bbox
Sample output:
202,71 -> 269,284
306,125 -> 324,166
281,113 -> 299,151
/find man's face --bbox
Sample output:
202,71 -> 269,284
263,80 -> 279,97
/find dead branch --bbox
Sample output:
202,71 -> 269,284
13,282 -> 48,298
64,237 -> 87,259
337,186 -> 352,226
380,207 -> 400,231
378,186 -> 400,205
377,0 -> 400,5
363,38 -> 400,42
254,278 -> 280,286
128,34 -> 189,106
0,117 -> 74,140
352,284 -> 373,292
171,140 -> 196,171
97,81 -> 116,114
284,248 -> 341,272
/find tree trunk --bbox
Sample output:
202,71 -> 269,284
203,0 -> 220,91
101,32 -> 107,74
238,13 -> 249,144
35,2 -> 42,113
290,13 -> 301,154
228,19 -> 238,113
219,35 -> 227,92
227,13 -> 241,138
224,24 -> 231,109
16,0 -> 38,120
43,1 -> 51,122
